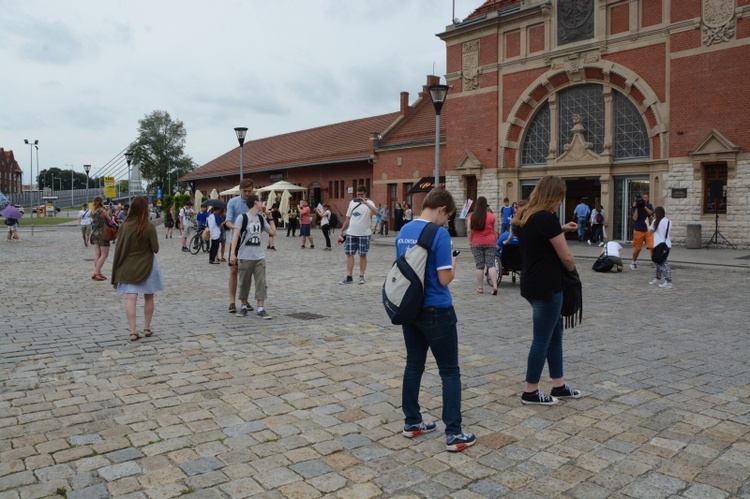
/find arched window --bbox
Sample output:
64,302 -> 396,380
520,84 -> 649,166
521,102 -> 550,165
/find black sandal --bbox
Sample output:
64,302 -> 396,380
143,329 -> 153,337
129,333 -> 140,342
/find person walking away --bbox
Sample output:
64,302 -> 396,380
648,206 -> 673,288
499,198 -> 514,234
110,196 -> 164,342
90,197 -> 113,281
599,241 -> 624,272
229,194 -> 275,319
513,175 -> 582,405
573,198 -> 591,242
286,204 -> 299,237
208,207 -> 224,264
467,196 -> 499,295
395,188 -> 476,452
5,216 -> 20,241
78,202 -> 92,247
339,184 -> 377,284
179,201 -> 194,252
394,202 -> 404,232
630,195 -> 654,270
316,203 -> 332,250
589,200 -> 605,246
379,205 -> 390,236
224,179 -> 255,314
164,205 -> 175,238
298,199 -> 314,249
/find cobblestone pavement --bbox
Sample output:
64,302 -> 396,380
2,226 -> 750,498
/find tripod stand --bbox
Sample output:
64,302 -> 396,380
705,198 -> 736,249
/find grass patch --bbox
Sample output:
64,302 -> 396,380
55,487 -> 68,497
147,439 -> 163,445
16,217 -> 76,226
179,487 -> 195,495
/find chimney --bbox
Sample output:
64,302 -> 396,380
400,92 -> 411,117
369,131 -> 380,157
421,75 -> 441,99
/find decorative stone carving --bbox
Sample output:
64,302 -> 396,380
557,0 -> 594,46
557,114 -> 601,163
462,41 -> 480,91
550,51 -> 600,73
702,0 -> 735,46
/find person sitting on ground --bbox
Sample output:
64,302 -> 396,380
599,240 -> 624,272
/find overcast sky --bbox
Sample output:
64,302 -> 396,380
2,0 -> 479,182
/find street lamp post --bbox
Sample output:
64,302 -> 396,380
428,84 -> 450,190
84,164 -> 91,205
24,139 -> 38,228
234,127 -> 248,182
124,152 -> 133,204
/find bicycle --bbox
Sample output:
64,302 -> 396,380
189,222 -> 210,255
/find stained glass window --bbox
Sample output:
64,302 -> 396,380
613,91 -> 649,159
558,84 -> 604,154
521,102 -> 550,165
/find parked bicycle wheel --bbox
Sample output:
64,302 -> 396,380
189,234 -> 203,255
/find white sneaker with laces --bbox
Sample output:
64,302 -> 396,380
649,279 -> 661,285
630,263 -> 638,270
659,282 -> 673,289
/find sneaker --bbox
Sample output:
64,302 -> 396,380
403,421 -> 437,438
446,433 -> 476,452
182,247 -> 189,252
359,276 -> 366,285
550,383 -> 582,399
649,279 -> 661,285
521,389 -> 559,406
659,282 -> 673,289
228,303 -> 236,314
257,309 -> 272,319
310,245 -> 314,249
630,263 -> 638,270
236,306 -> 248,317
598,242 -> 605,247
324,247 -> 331,251
587,240 -> 592,245
340,276 -> 353,285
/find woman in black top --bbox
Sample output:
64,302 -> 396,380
513,175 -> 581,406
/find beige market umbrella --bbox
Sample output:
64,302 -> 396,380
256,180 -> 307,193
194,190 -> 203,209
279,189 -> 291,225
219,185 -> 240,196
209,189 -> 219,199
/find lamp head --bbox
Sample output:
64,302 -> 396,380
234,127 -> 248,146
428,84 -> 450,115
124,151 -> 133,165
84,164 -> 91,174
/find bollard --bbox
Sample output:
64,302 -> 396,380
686,223 -> 701,249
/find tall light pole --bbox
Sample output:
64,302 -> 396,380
428,84 -> 450,190
124,151 -> 133,204
84,164 -> 91,205
234,127 -> 248,182
24,139 -> 38,226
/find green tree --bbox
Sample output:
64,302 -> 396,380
130,110 -> 196,193
38,168 -> 90,190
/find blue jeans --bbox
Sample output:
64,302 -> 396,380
577,217 -> 587,240
402,306 -> 462,435
526,291 -> 564,384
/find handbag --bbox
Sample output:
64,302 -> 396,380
202,227 -> 211,241
651,221 -> 671,264
560,268 -> 582,329
102,223 -> 118,242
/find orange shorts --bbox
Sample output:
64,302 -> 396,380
632,230 -> 653,250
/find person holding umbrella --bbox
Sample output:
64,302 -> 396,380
2,205 -> 23,242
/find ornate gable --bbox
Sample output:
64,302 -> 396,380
690,128 -> 742,179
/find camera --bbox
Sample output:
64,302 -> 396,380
353,198 -> 362,203
634,196 -> 645,207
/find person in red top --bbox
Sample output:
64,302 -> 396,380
467,196 -> 499,295
298,200 -> 314,249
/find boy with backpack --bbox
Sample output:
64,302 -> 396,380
229,194 -> 275,319
392,188 -> 475,452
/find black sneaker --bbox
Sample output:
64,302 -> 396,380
236,306 -> 248,317
521,389 -> 559,406
446,432 -> 476,452
228,303 -> 236,314
402,421 -> 436,438
550,383 -> 582,399
257,310 -> 272,320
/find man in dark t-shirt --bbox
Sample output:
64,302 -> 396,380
630,194 -> 654,270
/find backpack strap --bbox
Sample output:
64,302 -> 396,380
416,222 -> 441,251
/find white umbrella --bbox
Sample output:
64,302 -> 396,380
194,190 -> 203,209
209,189 -> 219,200
256,180 -> 307,193
279,189 -> 291,225
220,185 -> 240,196
265,190 -> 276,207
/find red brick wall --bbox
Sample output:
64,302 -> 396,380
372,146 -> 442,209
670,45 -> 750,156
609,3 -> 629,35
445,91 -> 499,169
528,24 -> 545,54
671,0 -> 700,22
670,28 -> 701,52
642,0 -> 662,27
447,43 -> 462,74
605,45 -> 666,102
502,67 -> 551,122
480,34 -> 498,65
738,16 -> 750,39
505,30 -> 520,59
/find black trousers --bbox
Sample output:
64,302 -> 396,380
287,219 -> 298,236
209,239 -> 220,262
322,225 -> 331,248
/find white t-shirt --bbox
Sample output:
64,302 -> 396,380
345,199 -> 376,236
604,241 -> 622,257
234,212 -> 270,260
650,218 -> 672,248
180,207 -> 193,227
78,209 -> 92,226
320,209 -> 330,226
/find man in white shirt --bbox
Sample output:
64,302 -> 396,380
338,185 -> 378,284
599,240 -> 624,272
78,203 -> 93,247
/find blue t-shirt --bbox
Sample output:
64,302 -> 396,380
395,219 -> 453,309
226,196 -> 247,235
574,203 -> 591,219
496,231 -> 518,247
197,211 -> 209,227
500,206 -> 515,224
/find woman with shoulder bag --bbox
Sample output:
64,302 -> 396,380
513,175 -> 582,405
90,197 -> 113,281
648,206 -> 673,289
111,196 -> 164,342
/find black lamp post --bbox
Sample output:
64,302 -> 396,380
234,127 -> 248,181
23,139 -> 38,228
124,152 -> 133,204
428,84 -> 450,190
84,164 -> 91,204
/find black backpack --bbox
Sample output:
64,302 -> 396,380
592,255 -> 614,273
328,213 -> 338,229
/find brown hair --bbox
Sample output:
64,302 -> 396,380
470,196 -> 489,231
92,196 -> 104,212
422,189 -> 456,215
240,179 -> 254,189
513,175 -> 566,227
124,196 -> 149,244
653,206 -> 666,231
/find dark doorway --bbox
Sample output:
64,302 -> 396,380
564,178 -> 601,239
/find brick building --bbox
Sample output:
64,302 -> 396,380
0,149 -> 23,196
440,0 -> 750,247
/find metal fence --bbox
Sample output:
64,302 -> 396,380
7,188 -> 106,209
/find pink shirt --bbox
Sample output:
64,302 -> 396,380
299,206 -> 311,224
469,212 -> 496,246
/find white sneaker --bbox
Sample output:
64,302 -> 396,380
630,263 -> 638,270
587,240 -> 592,245
598,242 -> 604,247
649,279 -> 661,285
659,282 -> 673,289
